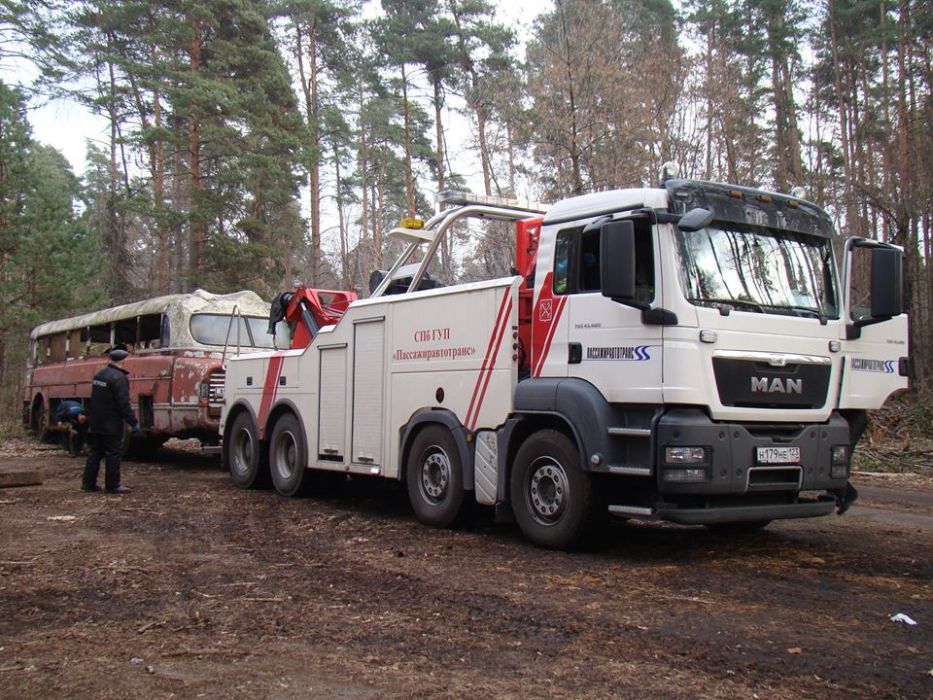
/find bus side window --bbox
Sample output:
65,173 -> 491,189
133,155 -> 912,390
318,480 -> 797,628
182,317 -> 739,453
49,333 -> 67,363
36,337 -> 51,365
160,315 -> 171,349
68,329 -> 82,359
138,313 -> 162,350
87,323 -> 111,357
114,317 -> 137,350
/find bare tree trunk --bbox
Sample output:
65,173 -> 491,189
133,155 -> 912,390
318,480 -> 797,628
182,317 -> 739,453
556,0 -> 583,194
431,74 -> 452,280
828,0 -> 859,234
358,88 -> 370,279
296,21 -> 321,286
400,64 -> 416,218
333,143 -> 349,289
187,19 -> 204,290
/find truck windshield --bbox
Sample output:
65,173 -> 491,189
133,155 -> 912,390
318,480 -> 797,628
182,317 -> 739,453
676,224 -> 837,318
190,314 -> 290,349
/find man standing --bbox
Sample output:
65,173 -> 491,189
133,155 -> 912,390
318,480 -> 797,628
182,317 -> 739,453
82,345 -> 141,494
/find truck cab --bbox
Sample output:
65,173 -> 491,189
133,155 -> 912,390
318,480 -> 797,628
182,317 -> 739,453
512,179 -> 907,543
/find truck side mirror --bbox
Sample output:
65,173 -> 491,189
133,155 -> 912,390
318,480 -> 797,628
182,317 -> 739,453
677,207 -> 714,232
600,220 -> 635,300
845,239 -> 905,339
870,246 -> 903,318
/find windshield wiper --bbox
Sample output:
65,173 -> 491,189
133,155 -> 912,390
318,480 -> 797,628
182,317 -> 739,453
757,303 -> 822,318
758,303 -> 831,324
686,297 -> 765,314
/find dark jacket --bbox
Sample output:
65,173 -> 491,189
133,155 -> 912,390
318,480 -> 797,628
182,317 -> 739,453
88,363 -> 138,435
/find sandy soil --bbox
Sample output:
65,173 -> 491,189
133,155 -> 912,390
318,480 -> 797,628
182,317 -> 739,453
0,439 -> 931,699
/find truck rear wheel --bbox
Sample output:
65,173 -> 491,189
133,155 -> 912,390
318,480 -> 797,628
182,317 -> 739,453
406,425 -> 467,528
510,429 -> 596,550
269,413 -> 310,497
227,412 -> 268,489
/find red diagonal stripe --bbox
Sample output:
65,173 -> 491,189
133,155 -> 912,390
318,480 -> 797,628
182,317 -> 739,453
465,287 -> 512,428
257,353 -> 285,436
533,296 -> 566,378
469,297 -> 513,431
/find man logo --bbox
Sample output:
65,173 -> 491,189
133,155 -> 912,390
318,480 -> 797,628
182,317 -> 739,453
751,377 -> 802,394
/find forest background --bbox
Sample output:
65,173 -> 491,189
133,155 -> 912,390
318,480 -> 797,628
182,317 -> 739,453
0,0 -> 930,436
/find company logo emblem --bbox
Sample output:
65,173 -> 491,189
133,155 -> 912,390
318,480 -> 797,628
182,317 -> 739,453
586,345 -> 654,361
851,358 -> 895,373
751,377 -> 802,394
538,299 -> 552,322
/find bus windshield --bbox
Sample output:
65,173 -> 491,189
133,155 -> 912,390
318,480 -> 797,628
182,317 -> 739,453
190,314 -> 290,349
675,224 -> 838,319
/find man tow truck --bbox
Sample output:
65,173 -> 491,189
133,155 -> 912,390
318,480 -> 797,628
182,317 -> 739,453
220,172 -> 908,549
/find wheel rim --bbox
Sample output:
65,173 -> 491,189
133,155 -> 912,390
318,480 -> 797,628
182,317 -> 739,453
419,446 -> 451,504
272,429 -> 298,481
526,456 -> 569,526
232,427 -> 253,476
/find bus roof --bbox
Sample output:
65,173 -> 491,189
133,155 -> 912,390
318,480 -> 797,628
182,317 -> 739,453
29,289 -> 271,340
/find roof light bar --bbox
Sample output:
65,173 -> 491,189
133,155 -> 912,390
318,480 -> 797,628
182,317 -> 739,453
437,189 -> 547,214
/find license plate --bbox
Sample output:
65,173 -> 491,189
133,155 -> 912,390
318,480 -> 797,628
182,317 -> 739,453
756,446 -> 801,464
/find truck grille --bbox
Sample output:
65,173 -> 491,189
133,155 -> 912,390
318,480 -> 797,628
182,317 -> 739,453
713,358 -> 830,409
208,369 -> 225,406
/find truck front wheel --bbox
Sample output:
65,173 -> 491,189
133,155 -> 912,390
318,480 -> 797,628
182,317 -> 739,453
510,429 -> 596,550
406,425 -> 468,528
269,413 -> 310,497
227,412 -> 268,489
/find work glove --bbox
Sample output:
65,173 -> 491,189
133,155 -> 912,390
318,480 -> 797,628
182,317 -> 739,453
131,425 -> 142,435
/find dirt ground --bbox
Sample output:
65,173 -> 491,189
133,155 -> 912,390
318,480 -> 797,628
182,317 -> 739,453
0,438 -> 931,700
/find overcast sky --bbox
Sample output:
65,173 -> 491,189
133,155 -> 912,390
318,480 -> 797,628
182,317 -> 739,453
21,0 -> 551,183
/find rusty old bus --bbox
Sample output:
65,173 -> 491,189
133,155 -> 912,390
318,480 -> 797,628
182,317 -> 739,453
24,289 -> 288,453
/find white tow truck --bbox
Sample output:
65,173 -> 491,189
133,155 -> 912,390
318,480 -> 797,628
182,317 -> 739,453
220,175 -> 908,549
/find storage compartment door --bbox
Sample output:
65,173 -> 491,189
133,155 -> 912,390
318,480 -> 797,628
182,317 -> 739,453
318,346 -> 347,461
352,320 -> 385,466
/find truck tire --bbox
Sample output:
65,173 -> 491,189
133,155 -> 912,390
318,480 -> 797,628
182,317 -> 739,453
406,425 -> 468,528
510,429 -> 596,550
227,412 -> 268,489
269,413 -> 310,497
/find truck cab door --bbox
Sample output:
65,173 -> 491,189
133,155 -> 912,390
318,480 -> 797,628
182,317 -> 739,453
561,217 -> 663,403
838,237 -> 909,408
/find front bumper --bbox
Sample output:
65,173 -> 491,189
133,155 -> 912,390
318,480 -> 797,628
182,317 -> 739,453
654,408 -> 851,499
651,495 -> 837,524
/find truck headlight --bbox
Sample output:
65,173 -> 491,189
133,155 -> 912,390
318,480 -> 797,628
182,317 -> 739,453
664,446 -> 709,465
831,445 -> 850,478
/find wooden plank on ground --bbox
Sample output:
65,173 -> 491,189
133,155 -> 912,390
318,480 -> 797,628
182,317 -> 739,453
0,467 -> 42,488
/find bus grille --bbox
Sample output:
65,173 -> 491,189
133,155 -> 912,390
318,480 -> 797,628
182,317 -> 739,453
208,370 -> 225,406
